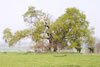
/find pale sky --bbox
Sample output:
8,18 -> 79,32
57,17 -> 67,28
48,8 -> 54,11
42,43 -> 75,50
0,0 -> 100,43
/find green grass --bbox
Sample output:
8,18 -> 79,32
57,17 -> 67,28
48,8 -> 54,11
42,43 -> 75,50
0,52 -> 100,67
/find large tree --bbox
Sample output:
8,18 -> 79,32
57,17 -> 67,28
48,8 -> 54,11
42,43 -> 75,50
49,8 -> 94,52
3,6 -> 95,52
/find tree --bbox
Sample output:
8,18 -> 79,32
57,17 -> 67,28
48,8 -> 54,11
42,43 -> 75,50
49,8 -> 94,52
85,27 -> 95,53
3,6 -> 95,52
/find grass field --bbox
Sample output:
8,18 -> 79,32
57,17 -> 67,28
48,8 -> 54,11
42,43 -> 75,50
0,52 -> 100,67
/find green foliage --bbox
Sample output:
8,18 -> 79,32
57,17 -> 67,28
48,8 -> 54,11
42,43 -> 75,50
32,21 -> 46,42
8,29 -> 31,46
23,6 -> 44,24
23,6 -> 49,43
3,6 -> 95,52
50,8 -> 91,49
85,27 -> 95,45
3,28 -> 12,43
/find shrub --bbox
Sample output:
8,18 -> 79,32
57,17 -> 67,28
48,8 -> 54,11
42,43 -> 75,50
75,47 -> 82,53
88,47 -> 94,53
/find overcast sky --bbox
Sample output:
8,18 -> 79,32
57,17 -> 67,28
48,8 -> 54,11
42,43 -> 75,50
0,0 -> 100,43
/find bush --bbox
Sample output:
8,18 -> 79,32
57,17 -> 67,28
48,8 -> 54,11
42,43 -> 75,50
75,47 -> 82,53
88,47 -> 94,53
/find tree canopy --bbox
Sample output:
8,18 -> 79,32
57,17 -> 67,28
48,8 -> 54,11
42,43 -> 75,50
3,6 -> 95,52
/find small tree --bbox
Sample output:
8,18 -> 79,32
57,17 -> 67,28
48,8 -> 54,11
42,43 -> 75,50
85,27 -> 95,53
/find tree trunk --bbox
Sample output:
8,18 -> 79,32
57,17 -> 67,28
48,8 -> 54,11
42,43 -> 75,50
54,46 -> 57,52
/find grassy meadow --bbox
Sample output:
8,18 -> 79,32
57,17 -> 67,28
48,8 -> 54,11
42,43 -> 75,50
0,52 -> 100,67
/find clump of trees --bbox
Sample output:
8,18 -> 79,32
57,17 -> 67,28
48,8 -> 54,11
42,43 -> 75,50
3,6 -> 95,52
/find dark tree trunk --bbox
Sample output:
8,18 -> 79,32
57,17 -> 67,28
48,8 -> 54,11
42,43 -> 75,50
54,46 -> 57,52
76,47 -> 82,53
